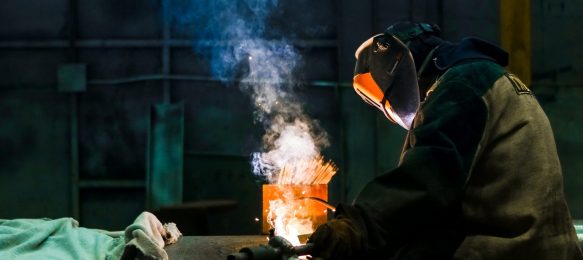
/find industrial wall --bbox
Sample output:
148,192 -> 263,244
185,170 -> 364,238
0,0 -> 581,233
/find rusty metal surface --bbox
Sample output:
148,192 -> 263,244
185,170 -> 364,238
166,236 -> 268,260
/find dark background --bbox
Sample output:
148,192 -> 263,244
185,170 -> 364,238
1,0 -> 582,234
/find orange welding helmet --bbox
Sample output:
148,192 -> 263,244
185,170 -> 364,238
353,33 -> 420,130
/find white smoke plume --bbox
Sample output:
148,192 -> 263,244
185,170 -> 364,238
243,40 -> 330,183
226,25 -> 329,184
168,1 -> 330,179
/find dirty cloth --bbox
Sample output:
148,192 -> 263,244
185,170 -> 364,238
0,211 -> 181,260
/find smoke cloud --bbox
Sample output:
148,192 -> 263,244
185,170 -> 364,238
167,0 -> 329,183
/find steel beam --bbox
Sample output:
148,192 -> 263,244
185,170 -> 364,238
500,0 -> 532,86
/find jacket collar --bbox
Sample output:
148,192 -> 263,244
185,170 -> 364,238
434,37 -> 509,70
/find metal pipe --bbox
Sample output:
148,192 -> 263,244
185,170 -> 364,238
87,74 -> 215,85
161,0 -> 172,103
70,91 -> 79,219
87,73 -> 353,88
183,151 -> 249,158
0,39 -> 338,49
68,0 -> 80,220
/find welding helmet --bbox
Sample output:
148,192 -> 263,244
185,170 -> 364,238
353,33 -> 420,130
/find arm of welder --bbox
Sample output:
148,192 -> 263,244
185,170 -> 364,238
342,71 -> 488,259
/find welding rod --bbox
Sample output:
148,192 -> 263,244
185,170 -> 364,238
297,197 -> 336,211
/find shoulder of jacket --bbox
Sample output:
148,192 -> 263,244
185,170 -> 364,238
426,61 -> 506,99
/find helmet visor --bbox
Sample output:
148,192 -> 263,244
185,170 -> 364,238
353,34 -> 420,129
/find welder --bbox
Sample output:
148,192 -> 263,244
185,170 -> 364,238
308,22 -> 583,259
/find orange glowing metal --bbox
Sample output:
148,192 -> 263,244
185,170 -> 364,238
262,184 -> 328,238
260,156 -> 337,245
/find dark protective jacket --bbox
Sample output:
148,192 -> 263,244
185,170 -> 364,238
342,39 -> 583,259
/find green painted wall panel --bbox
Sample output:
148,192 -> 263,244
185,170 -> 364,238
0,90 -> 70,219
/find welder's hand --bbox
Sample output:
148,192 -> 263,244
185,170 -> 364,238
307,217 -> 364,260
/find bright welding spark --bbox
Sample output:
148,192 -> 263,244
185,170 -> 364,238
268,190 -> 314,246
254,217 -> 260,222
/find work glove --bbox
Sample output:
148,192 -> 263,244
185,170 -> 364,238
307,216 -> 364,260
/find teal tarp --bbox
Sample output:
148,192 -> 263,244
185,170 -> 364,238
0,211 -> 180,260
0,217 -> 124,260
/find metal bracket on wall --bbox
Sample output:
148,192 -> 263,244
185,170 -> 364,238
58,64 -> 87,92
146,103 -> 185,210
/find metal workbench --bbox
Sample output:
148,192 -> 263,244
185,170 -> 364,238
166,236 -> 268,260
166,229 -> 583,260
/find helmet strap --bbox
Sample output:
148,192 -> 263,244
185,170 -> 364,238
417,45 -> 439,79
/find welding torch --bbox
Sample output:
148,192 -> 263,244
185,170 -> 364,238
227,197 -> 335,260
227,235 -> 315,260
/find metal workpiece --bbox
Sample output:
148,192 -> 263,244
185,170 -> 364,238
227,236 -> 315,260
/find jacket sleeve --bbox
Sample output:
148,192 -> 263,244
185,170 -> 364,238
339,68 -> 490,259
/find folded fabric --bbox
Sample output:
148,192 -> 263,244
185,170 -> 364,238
121,212 -> 182,260
0,211 -> 181,260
